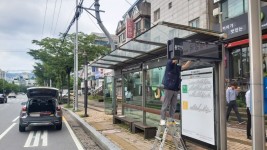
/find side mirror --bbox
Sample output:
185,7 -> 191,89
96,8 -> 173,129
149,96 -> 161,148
21,102 -> 26,105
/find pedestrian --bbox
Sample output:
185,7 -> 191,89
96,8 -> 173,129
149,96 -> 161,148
160,59 -> 192,125
226,82 -> 245,124
125,89 -> 132,102
245,88 -> 251,139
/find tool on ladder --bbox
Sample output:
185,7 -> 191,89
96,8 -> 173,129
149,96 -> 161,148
152,119 -> 187,150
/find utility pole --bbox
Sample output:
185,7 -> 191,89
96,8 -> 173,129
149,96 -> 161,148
74,0 -> 79,111
83,51 -> 88,117
248,0 -> 265,149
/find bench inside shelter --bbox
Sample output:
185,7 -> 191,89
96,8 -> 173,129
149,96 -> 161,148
113,115 -> 138,131
132,122 -> 157,139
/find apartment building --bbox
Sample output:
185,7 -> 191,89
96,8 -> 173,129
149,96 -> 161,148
151,0 -> 214,29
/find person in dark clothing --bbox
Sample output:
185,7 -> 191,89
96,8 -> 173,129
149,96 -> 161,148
160,59 -> 192,125
226,82 -> 245,124
245,89 -> 251,139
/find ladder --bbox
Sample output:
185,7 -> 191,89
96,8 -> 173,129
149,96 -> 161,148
152,119 -> 187,150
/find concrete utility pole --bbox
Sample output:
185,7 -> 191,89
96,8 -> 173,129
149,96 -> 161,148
83,51 -> 88,117
94,0 -> 115,51
74,0 -> 79,111
248,0 -> 265,149
218,2 -> 227,150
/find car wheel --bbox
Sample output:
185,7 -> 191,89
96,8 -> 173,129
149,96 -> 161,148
56,123 -> 62,130
19,124 -> 25,132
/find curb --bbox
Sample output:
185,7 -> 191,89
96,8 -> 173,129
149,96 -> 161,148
63,108 -> 121,150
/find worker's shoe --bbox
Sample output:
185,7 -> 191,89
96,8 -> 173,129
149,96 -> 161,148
160,119 -> 166,125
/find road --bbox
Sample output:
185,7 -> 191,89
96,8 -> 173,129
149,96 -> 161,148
0,94 -> 92,150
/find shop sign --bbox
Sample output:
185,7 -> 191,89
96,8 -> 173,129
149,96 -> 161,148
126,19 -> 134,38
213,6 -> 267,40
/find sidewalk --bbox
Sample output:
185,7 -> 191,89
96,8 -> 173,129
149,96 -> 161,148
66,96 -> 267,150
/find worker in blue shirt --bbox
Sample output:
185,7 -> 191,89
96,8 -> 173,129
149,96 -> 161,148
160,59 -> 192,125
226,82 -> 245,125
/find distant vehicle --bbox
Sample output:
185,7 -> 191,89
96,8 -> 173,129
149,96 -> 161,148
0,94 -> 7,103
19,87 -> 62,132
8,93 -> 16,98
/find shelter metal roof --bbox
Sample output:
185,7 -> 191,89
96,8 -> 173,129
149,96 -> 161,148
89,21 -> 226,69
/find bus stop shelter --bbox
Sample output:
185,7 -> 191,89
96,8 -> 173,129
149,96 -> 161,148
89,21 -> 226,149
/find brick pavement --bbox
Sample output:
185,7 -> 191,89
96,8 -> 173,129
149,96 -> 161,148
68,96 -> 265,150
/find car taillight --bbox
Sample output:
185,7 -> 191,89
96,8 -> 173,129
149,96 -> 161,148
22,106 -> 27,111
56,106 -> 61,111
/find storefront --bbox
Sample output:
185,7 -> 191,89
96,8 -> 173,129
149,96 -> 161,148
214,5 -> 267,92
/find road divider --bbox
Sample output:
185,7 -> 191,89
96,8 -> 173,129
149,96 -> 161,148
12,116 -> 19,122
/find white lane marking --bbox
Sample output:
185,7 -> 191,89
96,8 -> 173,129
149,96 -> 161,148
33,131 -> 41,146
24,131 -> 34,147
63,117 -> 84,150
0,123 -> 16,140
41,130 -> 48,146
12,116 -> 19,122
24,130 -> 47,147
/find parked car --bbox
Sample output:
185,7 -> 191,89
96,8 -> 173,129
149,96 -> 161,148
8,92 -> 16,98
0,94 -> 7,103
19,87 -> 62,132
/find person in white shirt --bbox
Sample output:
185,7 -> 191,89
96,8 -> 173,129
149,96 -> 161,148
125,90 -> 132,102
226,82 -> 245,124
245,89 -> 251,139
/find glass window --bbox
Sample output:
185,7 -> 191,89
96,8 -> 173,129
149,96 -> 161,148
231,49 -> 241,79
189,18 -> 200,28
221,0 -> 247,21
168,2 -> 172,9
135,20 -> 142,36
154,8 -> 160,22
145,67 -> 165,109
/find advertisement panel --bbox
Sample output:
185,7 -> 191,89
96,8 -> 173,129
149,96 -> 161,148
181,67 -> 215,145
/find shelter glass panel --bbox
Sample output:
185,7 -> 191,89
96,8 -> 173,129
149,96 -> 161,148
145,67 -> 165,110
104,76 -> 114,115
124,107 -> 143,122
102,56 -> 128,62
111,49 -> 141,58
96,60 -> 118,65
123,71 -> 143,106
136,25 -> 191,44
121,41 -> 159,52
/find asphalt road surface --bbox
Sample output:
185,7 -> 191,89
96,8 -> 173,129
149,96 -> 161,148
0,94 -> 99,150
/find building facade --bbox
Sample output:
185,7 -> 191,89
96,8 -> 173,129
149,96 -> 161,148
213,0 -> 267,92
151,0 -> 214,29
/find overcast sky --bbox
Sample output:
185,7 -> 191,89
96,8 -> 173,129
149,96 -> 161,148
0,0 -> 136,73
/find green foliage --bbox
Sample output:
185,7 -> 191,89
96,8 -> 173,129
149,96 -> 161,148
0,79 -> 25,94
28,32 -> 110,89
88,95 -> 103,100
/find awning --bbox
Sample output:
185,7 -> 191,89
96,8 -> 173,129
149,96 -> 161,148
89,21 -> 226,69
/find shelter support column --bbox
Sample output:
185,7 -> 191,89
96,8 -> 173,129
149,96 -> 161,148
248,1 -> 265,149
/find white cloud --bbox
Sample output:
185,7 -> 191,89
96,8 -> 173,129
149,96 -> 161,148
0,0 -> 136,72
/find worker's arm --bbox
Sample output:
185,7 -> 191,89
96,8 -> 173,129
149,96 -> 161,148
181,61 -> 192,70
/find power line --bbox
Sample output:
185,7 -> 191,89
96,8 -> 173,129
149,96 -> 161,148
41,0 -> 49,38
50,0 -> 58,36
53,0 -> 63,36
124,0 -> 132,6
86,12 -> 102,32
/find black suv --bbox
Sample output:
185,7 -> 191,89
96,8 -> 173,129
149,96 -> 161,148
19,87 -> 62,132
0,94 -> 7,103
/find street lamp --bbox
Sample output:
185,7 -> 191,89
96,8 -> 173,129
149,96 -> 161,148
83,51 -> 88,117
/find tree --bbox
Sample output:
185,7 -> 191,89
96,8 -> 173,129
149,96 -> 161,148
28,32 -> 110,100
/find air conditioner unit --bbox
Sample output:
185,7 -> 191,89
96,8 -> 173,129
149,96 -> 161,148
213,7 -> 221,17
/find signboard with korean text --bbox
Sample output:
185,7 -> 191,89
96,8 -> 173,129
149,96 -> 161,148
213,5 -> 267,40
181,67 -> 215,146
126,19 -> 134,38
